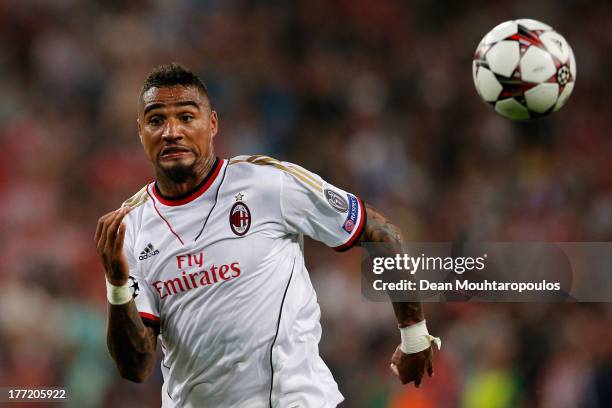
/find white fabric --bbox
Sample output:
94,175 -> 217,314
399,320 -> 442,354
121,156 -> 365,407
105,280 -> 132,305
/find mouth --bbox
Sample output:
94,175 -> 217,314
159,146 -> 193,160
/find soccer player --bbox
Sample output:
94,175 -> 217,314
95,63 -> 440,407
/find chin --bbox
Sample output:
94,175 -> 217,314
158,160 -> 197,183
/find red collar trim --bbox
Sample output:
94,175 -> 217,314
152,159 -> 224,206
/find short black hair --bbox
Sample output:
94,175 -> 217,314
140,63 -> 210,103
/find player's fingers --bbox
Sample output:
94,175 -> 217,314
114,221 -> 127,253
115,207 -> 132,242
414,359 -> 426,388
95,217 -> 104,244
107,209 -> 130,255
398,365 -> 415,385
390,363 -> 399,377
107,207 -> 129,244
427,357 -> 434,377
103,210 -> 123,252
95,212 -> 114,246
97,212 -> 116,251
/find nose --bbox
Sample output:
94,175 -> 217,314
161,118 -> 183,142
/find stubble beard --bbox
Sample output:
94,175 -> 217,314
156,154 -> 215,186
158,160 -> 196,184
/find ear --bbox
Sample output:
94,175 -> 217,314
210,110 -> 219,139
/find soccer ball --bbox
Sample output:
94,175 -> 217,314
472,19 -> 576,120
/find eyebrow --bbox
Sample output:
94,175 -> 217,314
143,100 -> 200,116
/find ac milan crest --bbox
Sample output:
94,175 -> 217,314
229,202 -> 251,236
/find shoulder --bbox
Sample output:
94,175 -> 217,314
118,184 -> 151,234
227,155 -> 323,194
228,155 -> 280,171
120,184 -> 150,210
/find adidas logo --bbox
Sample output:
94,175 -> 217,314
139,243 -> 160,261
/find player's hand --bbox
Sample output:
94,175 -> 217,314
390,345 -> 434,387
95,207 -> 131,286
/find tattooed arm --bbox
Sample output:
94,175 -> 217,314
107,302 -> 158,382
357,205 -> 424,326
96,208 -> 158,382
357,204 -> 433,386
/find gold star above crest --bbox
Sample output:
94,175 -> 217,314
235,193 -> 244,201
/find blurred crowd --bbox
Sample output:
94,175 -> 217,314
0,0 -> 611,406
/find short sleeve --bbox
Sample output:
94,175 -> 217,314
123,221 -> 161,335
279,162 -> 366,251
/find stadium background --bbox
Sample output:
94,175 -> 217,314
1,0 -> 611,407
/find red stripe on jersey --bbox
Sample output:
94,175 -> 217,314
140,312 -> 161,336
147,185 -> 185,245
139,312 -> 160,322
152,159 -> 224,206
334,197 -> 366,252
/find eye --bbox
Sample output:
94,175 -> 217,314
148,116 -> 164,126
180,114 -> 194,122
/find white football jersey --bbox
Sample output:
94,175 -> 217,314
120,155 -> 366,408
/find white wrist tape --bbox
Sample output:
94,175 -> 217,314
399,320 -> 442,354
106,280 -> 132,305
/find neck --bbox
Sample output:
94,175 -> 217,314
155,156 -> 217,199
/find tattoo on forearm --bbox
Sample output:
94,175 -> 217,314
361,205 -> 403,246
360,204 -> 424,327
107,301 -> 156,380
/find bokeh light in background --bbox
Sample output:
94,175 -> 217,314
0,0 -> 611,406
